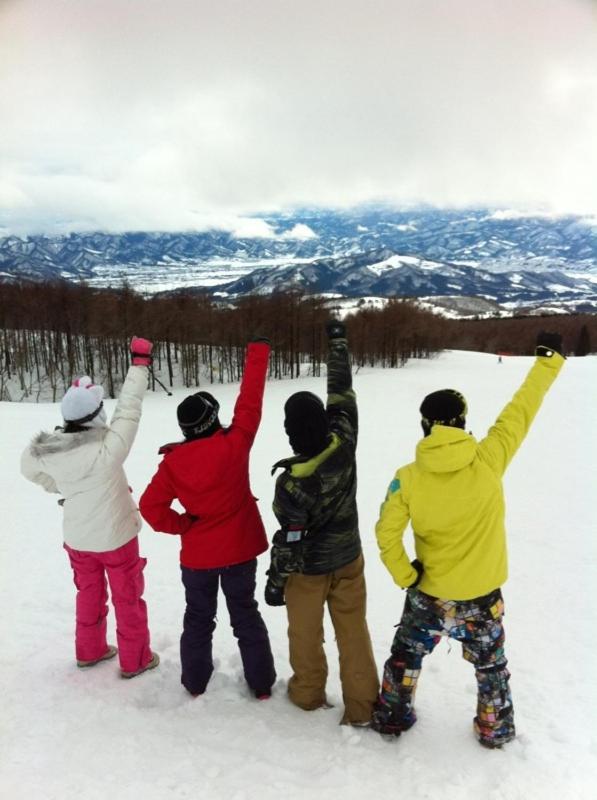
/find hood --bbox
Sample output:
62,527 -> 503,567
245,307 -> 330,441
29,428 -> 106,458
271,433 -> 340,478
415,425 -> 477,474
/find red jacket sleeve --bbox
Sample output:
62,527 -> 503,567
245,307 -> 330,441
139,461 -> 193,535
230,342 -> 270,444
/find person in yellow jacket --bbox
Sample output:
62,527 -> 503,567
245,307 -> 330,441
371,332 -> 565,748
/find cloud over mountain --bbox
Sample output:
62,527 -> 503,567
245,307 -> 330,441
1,0 -> 597,234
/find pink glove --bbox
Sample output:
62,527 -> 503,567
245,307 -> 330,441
130,336 -> 153,367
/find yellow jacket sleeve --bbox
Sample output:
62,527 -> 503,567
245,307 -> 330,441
375,473 -> 418,588
478,352 -> 565,476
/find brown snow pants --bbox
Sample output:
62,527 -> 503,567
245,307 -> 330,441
284,553 -> 380,724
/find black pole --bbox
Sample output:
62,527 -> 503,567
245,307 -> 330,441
149,367 -> 173,396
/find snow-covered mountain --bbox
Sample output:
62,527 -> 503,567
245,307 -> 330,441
211,249 -> 597,310
1,208 -> 596,311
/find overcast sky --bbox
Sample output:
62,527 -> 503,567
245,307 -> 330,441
1,0 -> 597,235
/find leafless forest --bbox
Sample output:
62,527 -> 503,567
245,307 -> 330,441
0,281 -> 593,401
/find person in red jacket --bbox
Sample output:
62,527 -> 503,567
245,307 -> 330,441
140,340 -> 276,698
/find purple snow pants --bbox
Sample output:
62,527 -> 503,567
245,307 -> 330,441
64,536 -> 153,674
180,558 -> 276,696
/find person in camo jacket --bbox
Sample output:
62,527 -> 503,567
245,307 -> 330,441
265,320 -> 379,726
371,331 -> 565,748
20,337 -> 159,679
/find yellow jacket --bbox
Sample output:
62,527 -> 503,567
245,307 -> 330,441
376,352 -> 565,600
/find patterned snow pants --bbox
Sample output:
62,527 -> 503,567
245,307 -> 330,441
372,587 -> 515,748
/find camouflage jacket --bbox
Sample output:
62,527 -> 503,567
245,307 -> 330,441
268,337 -> 361,587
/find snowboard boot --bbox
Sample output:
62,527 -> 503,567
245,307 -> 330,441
121,652 -> 160,679
474,717 -> 515,749
370,697 -> 416,738
77,645 -> 118,668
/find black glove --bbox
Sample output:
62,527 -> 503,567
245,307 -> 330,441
536,331 -> 563,357
264,579 -> 285,606
325,320 -> 346,340
408,559 -> 424,589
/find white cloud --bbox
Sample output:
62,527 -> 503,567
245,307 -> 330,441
0,178 -> 31,210
280,224 -> 318,240
1,0 -> 597,234
229,218 -> 277,239
486,210 -> 564,221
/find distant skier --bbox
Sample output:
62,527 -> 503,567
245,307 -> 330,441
265,320 -> 379,725
139,339 -> 276,699
21,337 -> 159,678
371,332 -> 565,748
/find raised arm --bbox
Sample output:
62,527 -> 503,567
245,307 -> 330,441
478,334 -> 565,476
325,321 -> 358,441
99,366 -> 147,464
230,340 -> 270,443
100,337 -> 153,465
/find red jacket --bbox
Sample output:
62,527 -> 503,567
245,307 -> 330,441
139,342 -> 270,569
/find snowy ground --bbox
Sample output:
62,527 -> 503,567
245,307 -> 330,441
1,351 -> 596,800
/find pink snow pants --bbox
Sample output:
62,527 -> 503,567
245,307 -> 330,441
64,536 -> 153,674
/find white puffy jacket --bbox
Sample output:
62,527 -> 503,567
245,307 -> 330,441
21,366 -> 148,552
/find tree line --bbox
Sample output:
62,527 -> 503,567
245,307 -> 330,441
0,280 -> 593,401
0,281 -> 440,400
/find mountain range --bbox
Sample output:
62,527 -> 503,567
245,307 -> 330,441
1,207 -> 596,315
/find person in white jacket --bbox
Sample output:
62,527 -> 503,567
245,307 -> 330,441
21,337 -> 159,678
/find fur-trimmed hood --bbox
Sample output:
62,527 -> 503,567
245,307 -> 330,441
28,428 -> 107,458
21,364 -> 148,553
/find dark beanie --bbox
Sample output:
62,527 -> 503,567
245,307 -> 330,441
420,389 -> 467,435
177,391 -> 221,439
284,391 -> 330,457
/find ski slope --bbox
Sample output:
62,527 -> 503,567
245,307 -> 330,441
1,351 -> 595,800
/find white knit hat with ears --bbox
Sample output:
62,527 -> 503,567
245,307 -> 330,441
61,376 -> 107,427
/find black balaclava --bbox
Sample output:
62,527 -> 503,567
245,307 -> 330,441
284,391 -> 330,457
419,389 -> 467,437
177,391 -> 222,440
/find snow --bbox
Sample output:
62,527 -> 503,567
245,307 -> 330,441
547,283 -> 580,294
366,254 -> 406,275
367,254 -> 441,276
2,351 -> 596,800
332,296 -> 388,317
